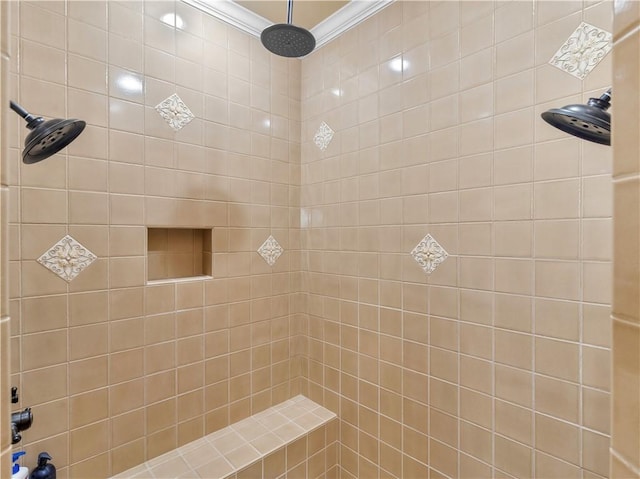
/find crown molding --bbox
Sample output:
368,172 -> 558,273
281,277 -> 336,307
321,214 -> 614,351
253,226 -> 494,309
312,0 -> 393,48
181,0 -> 392,53
181,0 -> 270,37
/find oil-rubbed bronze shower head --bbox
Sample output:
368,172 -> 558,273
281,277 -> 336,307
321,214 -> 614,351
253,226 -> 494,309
260,0 -> 315,58
10,101 -> 86,163
541,89 -> 611,145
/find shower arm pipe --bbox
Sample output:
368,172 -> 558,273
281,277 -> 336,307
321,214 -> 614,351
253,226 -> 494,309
590,88 -> 612,110
287,0 -> 293,24
9,100 -> 41,128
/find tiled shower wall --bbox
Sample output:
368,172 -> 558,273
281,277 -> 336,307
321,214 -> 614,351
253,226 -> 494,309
300,1 -> 613,478
611,1 -> 640,477
8,1 -> 303,477
3,1 -> 625,479
1,0 -> 11,475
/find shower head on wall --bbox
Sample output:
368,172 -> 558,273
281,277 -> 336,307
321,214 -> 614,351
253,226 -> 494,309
261,0 -> 315,58
10,101 -> 86,164
541,89 -> 611,145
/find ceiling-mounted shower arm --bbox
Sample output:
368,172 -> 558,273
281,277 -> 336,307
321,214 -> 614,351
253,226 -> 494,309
287,0 -> 293,24
10,101 -> 44,130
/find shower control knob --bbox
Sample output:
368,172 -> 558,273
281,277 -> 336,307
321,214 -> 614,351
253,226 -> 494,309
11,407 -> 33,445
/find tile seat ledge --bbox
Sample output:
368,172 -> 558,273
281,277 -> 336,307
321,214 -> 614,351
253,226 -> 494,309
111,395 -> 337,479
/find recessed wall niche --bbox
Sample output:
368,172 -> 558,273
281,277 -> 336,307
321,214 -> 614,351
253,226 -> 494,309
147,228 -> 213,282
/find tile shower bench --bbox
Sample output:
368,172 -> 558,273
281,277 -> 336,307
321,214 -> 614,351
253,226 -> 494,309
112,395 -> 338,478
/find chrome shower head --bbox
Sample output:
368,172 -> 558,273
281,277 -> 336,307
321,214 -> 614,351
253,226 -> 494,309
10,101 -> 86,164
541,89 -> 611,145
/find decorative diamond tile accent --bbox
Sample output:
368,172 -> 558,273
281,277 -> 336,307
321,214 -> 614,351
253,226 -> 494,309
313,121 -> 334,151
549,22 -> 612,80
37,235 -> 97,282
155,93 -> 195,131
410,234 -> 448,275
258,235 -> 283,267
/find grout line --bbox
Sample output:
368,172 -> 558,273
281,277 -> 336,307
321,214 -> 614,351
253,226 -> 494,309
611,448 -> 640,477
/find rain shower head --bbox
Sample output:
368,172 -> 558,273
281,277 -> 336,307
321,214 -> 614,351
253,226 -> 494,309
10,101 -> 86,164
541,89 -> 611,145
261,23 -> 315,58
261,0 -> 315,58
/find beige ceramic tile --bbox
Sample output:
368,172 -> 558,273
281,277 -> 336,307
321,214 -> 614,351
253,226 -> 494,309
612,319 -> 640,468
535,451 -> 581,479
534,298 -> 579,341
583,387 -> 610,435
535,413 -> 580,465
20,3 -> 66,50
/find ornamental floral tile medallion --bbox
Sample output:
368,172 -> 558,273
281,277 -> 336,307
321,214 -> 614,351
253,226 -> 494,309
313,121 -> 334,151
155,93 -> 195,131
411,234 -> 448,275
258,235 -> 283,267
37,235 -> 97,282
549,22 -> 612,80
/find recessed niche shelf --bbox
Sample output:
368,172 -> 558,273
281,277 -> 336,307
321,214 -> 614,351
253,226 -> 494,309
147,228 -> 212,282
